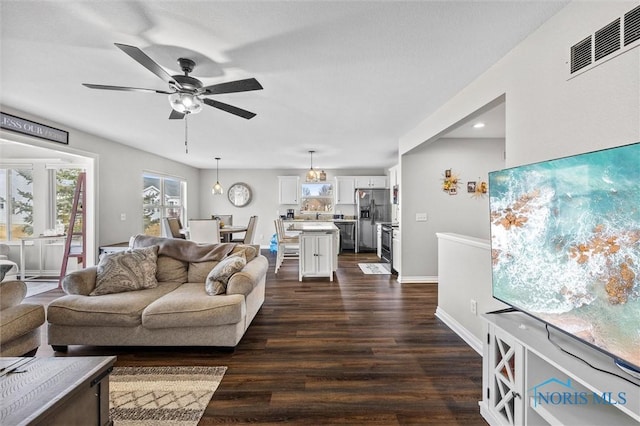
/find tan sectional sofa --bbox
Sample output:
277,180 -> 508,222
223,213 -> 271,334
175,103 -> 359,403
47,235 -> 268,351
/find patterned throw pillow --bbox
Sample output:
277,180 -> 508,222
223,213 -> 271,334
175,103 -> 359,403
205,256 -> 246,295
91,246 -> 159,295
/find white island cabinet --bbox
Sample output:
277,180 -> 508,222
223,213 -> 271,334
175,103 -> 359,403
300,233 -> 334,281
289,222 -> 339,281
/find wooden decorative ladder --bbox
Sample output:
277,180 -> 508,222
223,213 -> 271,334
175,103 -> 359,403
59,172 -> 86,287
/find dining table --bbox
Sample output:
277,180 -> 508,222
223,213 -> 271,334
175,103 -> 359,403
220,225 -> 247,243
179,224 -> 247,243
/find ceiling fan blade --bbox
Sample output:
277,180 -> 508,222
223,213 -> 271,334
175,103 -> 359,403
114,43 -> 181,89
203,98 -> 257,119
169,110 -> 185,120
83,83 -> 172,94
202,78 -> 263,95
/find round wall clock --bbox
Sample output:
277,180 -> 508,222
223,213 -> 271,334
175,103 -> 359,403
228,182 -> 252,207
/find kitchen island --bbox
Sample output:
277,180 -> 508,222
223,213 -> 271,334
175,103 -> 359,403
288,221 -> 339,281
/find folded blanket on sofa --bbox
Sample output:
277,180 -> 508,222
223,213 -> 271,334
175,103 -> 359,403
130,234 -> 236,263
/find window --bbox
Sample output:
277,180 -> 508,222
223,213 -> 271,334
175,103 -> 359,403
55,168 -> 83,234
143,173 -> 186,236
0,168 -> 34,240
300,183 -> 333,213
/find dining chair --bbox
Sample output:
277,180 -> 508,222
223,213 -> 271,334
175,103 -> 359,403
187,219 -> 220,244
163,217 -> 186,239
232,215 -> 258,244
274,218 -> 299,274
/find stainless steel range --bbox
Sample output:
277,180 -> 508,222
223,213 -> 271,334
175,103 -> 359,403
380,224 -> 393,264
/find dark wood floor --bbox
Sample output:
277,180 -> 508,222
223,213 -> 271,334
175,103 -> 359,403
28,251 -> 486,425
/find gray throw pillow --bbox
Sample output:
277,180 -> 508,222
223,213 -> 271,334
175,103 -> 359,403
205,256 -> 246,295
91,246 -> 159,295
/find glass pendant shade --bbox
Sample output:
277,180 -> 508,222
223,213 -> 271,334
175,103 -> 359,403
169,92 -> 203,114
306,168 -> 317,182
212,181 -> 224,195
212,157 -> 223,195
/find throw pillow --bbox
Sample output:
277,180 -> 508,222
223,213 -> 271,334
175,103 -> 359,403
205,256 -> 246,295
91,245 -> 159,296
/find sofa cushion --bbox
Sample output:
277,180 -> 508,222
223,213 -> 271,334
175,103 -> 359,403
188,261 -> 218,283
48,282 -> 181,327
91,246 -> 159,296
205,256 -> 247,295
142,283 -> 245,329
156,255 -> 188,283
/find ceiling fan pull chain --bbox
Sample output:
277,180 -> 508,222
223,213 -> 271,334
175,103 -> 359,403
184,113 -> 189,154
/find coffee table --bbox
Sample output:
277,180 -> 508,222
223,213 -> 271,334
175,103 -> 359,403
0,356 -> 116,425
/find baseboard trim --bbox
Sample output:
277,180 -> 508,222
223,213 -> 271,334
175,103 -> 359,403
398,275 -> 438,284
435,306 -> 482,355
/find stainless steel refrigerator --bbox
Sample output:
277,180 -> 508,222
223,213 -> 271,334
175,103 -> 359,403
355,188 -> 391,252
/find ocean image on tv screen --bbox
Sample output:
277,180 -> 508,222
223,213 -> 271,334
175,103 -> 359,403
489,143 -> 640,369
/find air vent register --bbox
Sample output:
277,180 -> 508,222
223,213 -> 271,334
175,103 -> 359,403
570,5 -> 640,75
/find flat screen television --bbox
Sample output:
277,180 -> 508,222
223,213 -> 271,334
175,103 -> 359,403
488,142 -> 640,375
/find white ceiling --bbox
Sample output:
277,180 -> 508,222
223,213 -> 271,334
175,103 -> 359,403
0,1 -> 566,170
441,102 -> 506,139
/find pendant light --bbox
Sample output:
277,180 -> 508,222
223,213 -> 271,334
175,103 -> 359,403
306,150 -> 318,182
212,157 -> 224,195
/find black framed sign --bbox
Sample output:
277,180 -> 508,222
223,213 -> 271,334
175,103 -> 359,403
0,112 -> 69,145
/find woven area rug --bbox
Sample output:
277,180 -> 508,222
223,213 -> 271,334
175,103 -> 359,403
358,263 -> 391,274
110,366 -> 227,426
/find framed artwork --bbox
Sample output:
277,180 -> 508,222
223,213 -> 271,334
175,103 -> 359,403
442,169 -> 459,194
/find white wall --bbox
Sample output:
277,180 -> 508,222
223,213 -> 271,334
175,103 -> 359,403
436,233 -> 508,353
198,168 -> 385,248
399,1 -> 640,281
400,137 -> 505,281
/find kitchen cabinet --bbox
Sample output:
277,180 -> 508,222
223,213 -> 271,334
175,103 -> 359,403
299,233 -> 335,281
354,176 -> 388,189
334,176 -> 355,204
278,176 -> 299,204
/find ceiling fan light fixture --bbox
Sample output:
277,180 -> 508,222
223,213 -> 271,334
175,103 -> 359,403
169,92 -> 203,114
212,157 -> 224,195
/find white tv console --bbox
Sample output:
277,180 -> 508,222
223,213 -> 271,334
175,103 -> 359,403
480,311 -> 640,426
